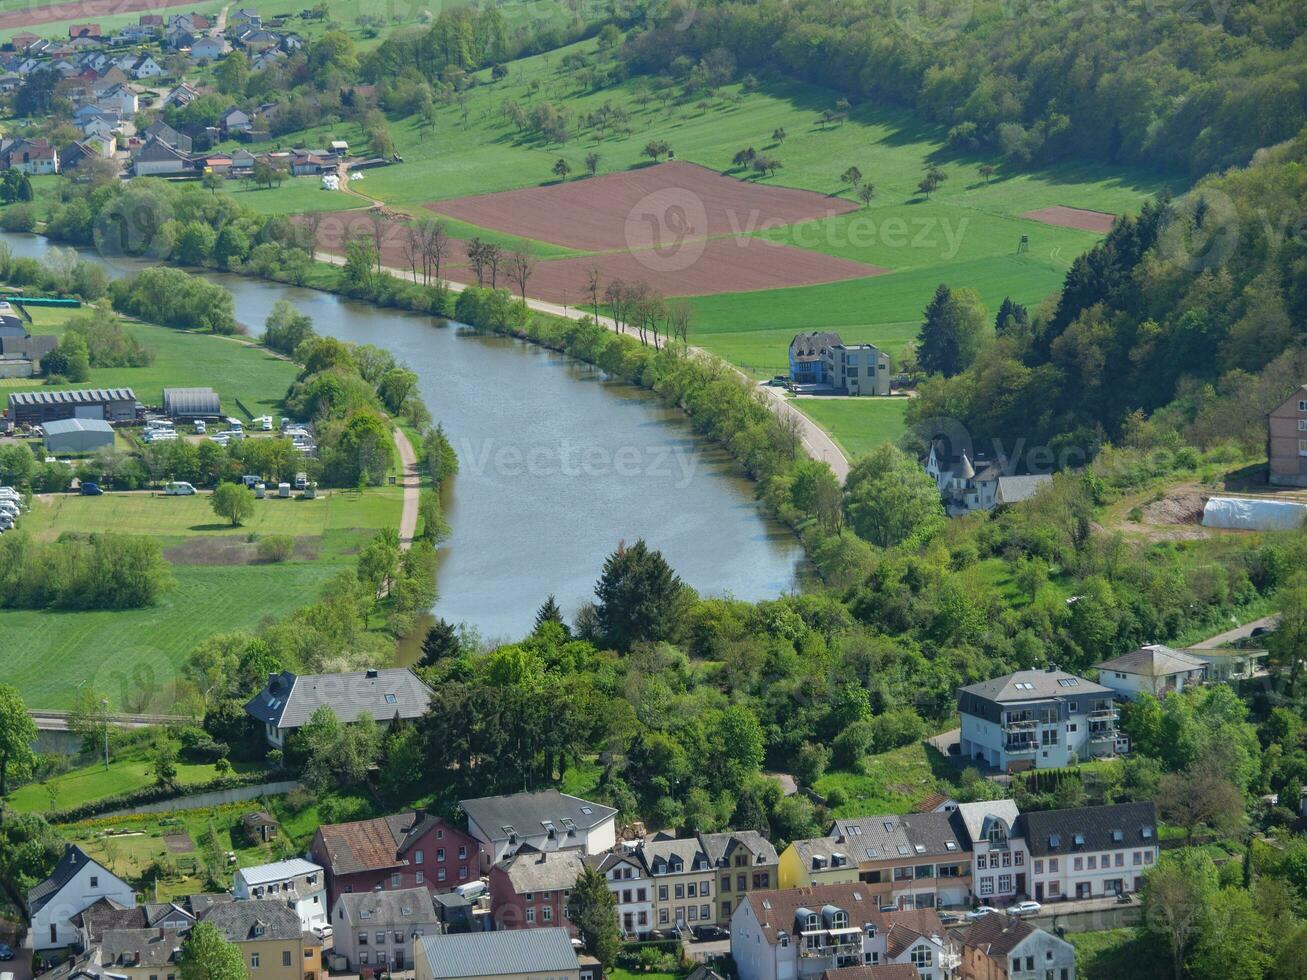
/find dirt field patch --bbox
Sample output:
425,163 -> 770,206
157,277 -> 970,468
1142,491 -> 1205,526
0,0 -> 185,31
164,832 -> 194,853
1021,205 -> 1117,234
164,536 -> 319,565
445,237 -> 886,301
426,161 -> 860,250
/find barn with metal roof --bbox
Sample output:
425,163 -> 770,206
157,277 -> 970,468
163,386 -> 221,419
7,387 -> 136,425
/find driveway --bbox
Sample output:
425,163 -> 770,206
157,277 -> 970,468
1191,614 -> 1279,648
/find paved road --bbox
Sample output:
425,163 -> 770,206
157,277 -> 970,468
1191,614 -> 1279,648
393,426 -> 419,549
314,250 -> 851,481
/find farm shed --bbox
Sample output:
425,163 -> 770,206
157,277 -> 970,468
7,387 -> 136,425
42,417 -> 114,453
163,386 -> 221,419
1202,496 -> 1307,531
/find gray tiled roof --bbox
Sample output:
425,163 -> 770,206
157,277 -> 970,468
246,668 -> 434,729
499,848 -> 586,893
952,801 -> 1020,847
1095,644 -> 1206,677
829,815 -> 913,862
99,928 -> 186,968
959,668 -> 1111,703
335,886 -> 436,926
199,898 -> 302,942
1018,802 -> 1157,858
996,474 -> 1052,504
790,836 -> 858,872
460,790 -> 615,842
899,812 -> 966,859
28,845 -> 114,916
417,927 -> 579,978
641,837 -> 710,875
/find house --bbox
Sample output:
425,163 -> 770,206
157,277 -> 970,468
242,811 -> 279,844
290,151 -> 333,176
823,343 -> 891,396
489,847 -> 586,932
43,927 -> 188,980
414,927 -> 580,980
912,793 -> 957,815
0,137 -> 59,174
0,317 -> 56,379
461,790 -> 618,869
42,418 -> 115,454
222,105 -> 253,133
80,115 -> 116,140
11,32 -> 41,52
777,837 -> 861,891
199,899 -> 321,978
587,850 -> 654,938
1020,802 -> 1158,903
995,475 -> 1052,507
1094,644 -> 1208,701
163,82 -> 199,108
7,387 -> 136,426
819,968 -> 917,980
143,119 -> 192,153
97,82 -> 138,116
191,36 -> 231,61
76,893 -> 229,945
130,134 -> 193,177
700,830 -> 780,924
638,835 -> 715,932
1187,647 -> 1269,681
729,884 -> 959,980
957,667 -> 1124,772
309,810 -> 481,906
331,885 -> 439,972
433,891 -> 479,934
233,859 -> 327,932
1267,385 -> 1307,486
68,24 -> 102,39
127,54 -> 163,79
824,813 -> 970,910
789,331 -> 843,385
27,845 -> 135,951
952,801 -> 1027,907
957,913 -> 1076,980
245,666 -> 436,747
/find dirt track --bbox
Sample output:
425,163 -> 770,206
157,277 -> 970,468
1020,205 -> 1117,234
426,161 -> 860,251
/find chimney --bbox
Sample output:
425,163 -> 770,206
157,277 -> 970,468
366,668 -> 379,679
268,672 -> 281,692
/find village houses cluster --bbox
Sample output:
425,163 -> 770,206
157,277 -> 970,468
22,653 -> 1242,980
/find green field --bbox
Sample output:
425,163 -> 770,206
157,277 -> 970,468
217,35 -> 1166,455
813,742 -> 960,817
791,397 -> 911,460
0,307 -> 298,420
1068,929 -> 1168,980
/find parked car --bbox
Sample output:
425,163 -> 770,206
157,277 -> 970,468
194,420 -> 206,434
0,941 -> 14,959
1251,625 -> 1273,637
1007,901 -> 1042,917
691,925 -> 729,941
165,481 -> 197,495
938,911 -> 963,925
966,906 -> 1000,920
80,482 -> 103,495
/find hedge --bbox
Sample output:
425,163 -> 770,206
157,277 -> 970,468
45,769 -> 290,824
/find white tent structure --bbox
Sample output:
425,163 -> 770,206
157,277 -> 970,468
1202,496 -> 1307,531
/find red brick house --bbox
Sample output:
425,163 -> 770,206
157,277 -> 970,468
489,847 -> 585,934
309,811 -> 481,907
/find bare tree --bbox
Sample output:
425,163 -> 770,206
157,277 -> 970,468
466,237 -> 487,286
586,266 -> 602,319
483,243 -> 504,289
627,281 -> 651,345
422,217 -> 450,285
402,221 -> 422,282
507,250 -> 535,301
367,207 -> 388,273
603,278 -> 627,333
666,299 -> 693,345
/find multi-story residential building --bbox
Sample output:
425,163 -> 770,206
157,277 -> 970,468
1093,645 -> 1207,701
462,791 -> 617,869
489,848 -> 585,933
310,811 -> 480,906
788,331 -> 844,385
1267,384 -> 1307,486
957,667 -> 1124,772
414,927 -> 581,980
701,831 -> 779,924
822,343 -> 891,396
43,928 -> 187,980
587,850 -> 653,938
200,900 -> 321,980
826,814 -> 970,911
1020,803 -> 1158,903
640,836 -> 716,932
246,667 -> 435,748
952,802 -> 1028,907
957,914 -> 1076,980
330,886 -> 439,972
730,884 -> 959,980
234,859 -> 327,932
778,837 -> 861,891
27,845 -> 135,951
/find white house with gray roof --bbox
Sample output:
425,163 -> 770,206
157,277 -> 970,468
957,667 -> 1125,772
461,790 -> 616,869
1094,644 -> 1207,701
27,845 -> 134,951
415,926 -> 580,980
952,800 -> 1027,906
331,885 -> 439,972
233,858 -> 326,931
245,667 -> 435,747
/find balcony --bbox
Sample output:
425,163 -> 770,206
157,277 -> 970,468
1088,707 -> 1119,719
1002,717 -> 1038,732
1004,742 -> 1038,755
1088,728 -> 1118,743
799,941 -> 863,959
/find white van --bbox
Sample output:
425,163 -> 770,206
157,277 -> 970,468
194,419 -> 207,434
164,482 -> 197,495
455,880 -> 488,900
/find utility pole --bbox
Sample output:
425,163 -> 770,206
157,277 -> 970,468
101,698 -> 109,770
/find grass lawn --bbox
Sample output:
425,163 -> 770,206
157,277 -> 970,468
6,750 -> 262,814
814,742 -> 960,817
0,307 -> 299,421
792,397 -> 910,459
1068,929 -> 1169,980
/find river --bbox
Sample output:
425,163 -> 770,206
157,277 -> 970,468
1,233 -> 807,641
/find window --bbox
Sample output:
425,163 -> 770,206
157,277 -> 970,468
701,905 -> 710,919
1087,856 -> 1097,870
1012,958 -> 1021,974
526,908 -> 536,923
1115,853 -> 1124,867
415,850 -> 424,864
1026,955 -> 1035,970
437,868 -> 446,882
1298,399 -> 1307,412
416,871 -> 424,884
391,873 -> 401,887
459,866 -> 468,879
910,948 -> 933,968
737,874 -> 747,892
385,694 -> 397,704
250,954 -> 260,968
437,849 -> 445,862
999,874 -> 1012,893
1299,420 -> 1307,431
1074,858 -> 1084,871
702,879 -> 712,895
283,951 -> 292,967
376,932 -> 385,945
1049,858 -> 1058,872
687,883 -> 697,898
688,906 -> 698,922
459,845 -> 468,859
659,886 -> 668,902
979,877 -> 994,896
359,953 -> 369,966
752,872 -> 769,889
1035,860 -> 1044,874
719,903 -> 729,919
1048,881 -> 1061,897
90,876 -> 99,887
675,885 -> 685,899
437,829 -> 444,839
1144,852 -> 1155,865
358,932 -> 368,946
1014,851 -> 1024,865
721,875 -> 731,892
543,907 -> 553,922
659,909 -> 669,924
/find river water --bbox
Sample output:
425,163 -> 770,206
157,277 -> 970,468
1,233 -> 806,641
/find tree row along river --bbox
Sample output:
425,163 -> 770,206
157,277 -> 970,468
0,232 -> 808,640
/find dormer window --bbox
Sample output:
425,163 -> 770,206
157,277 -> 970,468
806,914 -> 818,930
1073,833 -> 1085,848
1142,827 -> 1154,839
1111,830 -> 1123,843
1048,835 -> 1061,849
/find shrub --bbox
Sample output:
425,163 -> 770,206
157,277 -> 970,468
0,202 -> 36,232
257,535 -> 295,562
